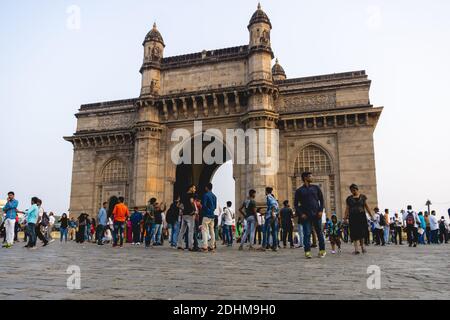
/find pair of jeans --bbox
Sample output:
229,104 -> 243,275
96,224 -> 105,245
406,226 -> 418,245
254,225 -> 262,245
425,227 -> 431,244
60,227 -> 68,242
113,222 -> 125,246
430,229 -> 439,244
26,223 -> 37,247
177,215 -> 195,249
224,225 -> 233,245
152,224 -> 163,244
394,226 -> 403,244
375,228 -> 385,245
282,224 -> 293,247
302,217 -> 325,252
201,217 -> 216,249
144,224 -> 153,247
297,223 -> 304,247
169,222 -> 180,247
263,216 -> 279,249
240,216 -> 256,247
131,224 -> 141,243
384,226 -> 390,244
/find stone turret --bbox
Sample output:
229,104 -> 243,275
272,58 -> 286,81
247,3 -> 274,85
140,23 -> 165,97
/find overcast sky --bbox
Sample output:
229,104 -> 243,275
1,0 -> 449,217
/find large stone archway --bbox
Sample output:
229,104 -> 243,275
64,5 -> 382,218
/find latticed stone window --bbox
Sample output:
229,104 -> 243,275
294,145 -> 331,175
102,159 -> 128,183
292,145 -> 336,214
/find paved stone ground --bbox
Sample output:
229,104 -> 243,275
0,239 -> 449,300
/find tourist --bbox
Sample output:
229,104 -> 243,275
403,205 -> 420,247
294,172 -> 326,258
428,211 -> 439,244
263,187 -> 279,252
373,208 -> 385,246
222,201 -> 234,247
342,219 -> 349,243
327,214 -> 342,254
130,207 -> 143,245
383,209 -> 390,244
59,213 -> 69,243
424,211 -> 431,244
2,191 -> 18,248
177,185 -> 196,251
90,217 -> 97,242
36,199 -> 49,246
192,195 -> 203,251
144,198 -> 156,248
255,208 -> 263,246
152,202 -> 166,246
97,202 -> 108,245
76,213 -> 87,243
389,217 -> 396,244
23,197 -> 40,249
438,216 -> 448,244
417,212 -> 426,244
112,197 -> 129,248
47,212 -> 55,241
68,217 -> 77,241
238,190 -> 257,250
107,196 -> 119,219
201,183 -> 217,252
280,200 -> 294,249
343,184 -> 373,255
393,212 -> 403,245
166,198 -> 181,248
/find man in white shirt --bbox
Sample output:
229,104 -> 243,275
223,201 -> 234,247
402,205 -> 420,247
429,211 -> 439,244
373,208 -> 385,246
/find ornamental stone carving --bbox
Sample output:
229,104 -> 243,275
280,92 -> 336,112
98,114 -> 136,130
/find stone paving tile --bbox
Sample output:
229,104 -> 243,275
0,240 -> 449,300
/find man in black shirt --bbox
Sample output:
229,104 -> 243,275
294,172 -> 326,259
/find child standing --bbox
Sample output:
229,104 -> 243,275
327,214 -> 342,254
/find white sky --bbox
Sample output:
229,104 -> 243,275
1,0 -> 449,218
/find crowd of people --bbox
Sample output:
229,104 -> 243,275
2,172 -> 449,258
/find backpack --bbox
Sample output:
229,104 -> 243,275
41,213 -> 49,227
379,214 -> 386,227
406,212 -> 415,227
166,204 -> 178,225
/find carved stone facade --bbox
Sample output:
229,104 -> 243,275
65,5 -> 382,218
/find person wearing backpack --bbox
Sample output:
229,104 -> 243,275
35,199 -> 49,246
402,205 -> 420,247
238,189 -> 257,250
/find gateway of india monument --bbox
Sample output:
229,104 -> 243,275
65,4 -> 382,218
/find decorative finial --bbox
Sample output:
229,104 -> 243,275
275,58 -> 279,64
257,2 -> 261,10
153,22 -> 157,29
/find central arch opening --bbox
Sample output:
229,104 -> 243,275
173,134 -> 235,207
